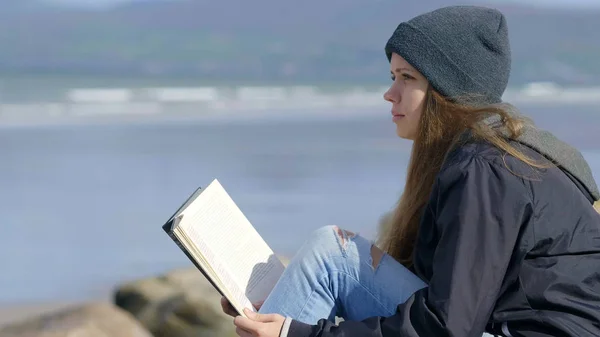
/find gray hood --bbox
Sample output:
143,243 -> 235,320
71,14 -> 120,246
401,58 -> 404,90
485,113 -> 600,201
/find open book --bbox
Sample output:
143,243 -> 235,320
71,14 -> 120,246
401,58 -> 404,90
162,178 -> 286,317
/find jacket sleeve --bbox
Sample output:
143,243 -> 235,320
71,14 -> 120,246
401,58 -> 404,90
286,155 -> 534,337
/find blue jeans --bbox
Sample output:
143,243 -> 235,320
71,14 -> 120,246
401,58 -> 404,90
259,225 -> 496,337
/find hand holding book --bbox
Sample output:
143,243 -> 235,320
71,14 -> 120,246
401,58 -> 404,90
233,308 -> 286,337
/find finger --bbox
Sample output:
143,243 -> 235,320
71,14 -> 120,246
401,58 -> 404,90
234,315 -> 259,333
236,326 -> 253,337
244,308 -> 278,322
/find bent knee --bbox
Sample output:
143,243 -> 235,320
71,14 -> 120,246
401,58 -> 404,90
308,226 -> 382,269
333,226 -> 356,246
306,225 -> 356,250
310,225 -> 354,239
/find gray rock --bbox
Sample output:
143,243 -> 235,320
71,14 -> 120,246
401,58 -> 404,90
0,302 -> 153,337
114,268 -> 238,337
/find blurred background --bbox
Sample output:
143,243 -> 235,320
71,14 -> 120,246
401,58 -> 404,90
0,0 -> 599,323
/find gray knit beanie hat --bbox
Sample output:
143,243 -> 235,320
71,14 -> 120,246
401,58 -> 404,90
385,5 -> 511,105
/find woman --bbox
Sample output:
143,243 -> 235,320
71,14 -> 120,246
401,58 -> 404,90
223,5 -> 600,337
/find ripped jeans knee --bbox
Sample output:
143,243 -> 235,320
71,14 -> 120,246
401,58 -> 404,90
303,225 -> 383,271
331,226 -> 383,270
332,225 -> 355,248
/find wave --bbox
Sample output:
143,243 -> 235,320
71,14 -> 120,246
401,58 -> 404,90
1,83 -> 599,127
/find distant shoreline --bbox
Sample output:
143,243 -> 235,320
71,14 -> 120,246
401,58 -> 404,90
0,83 -> 599,129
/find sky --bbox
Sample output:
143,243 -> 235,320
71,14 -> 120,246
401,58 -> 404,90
488,0 -> 600,7
43,0 -> 600,8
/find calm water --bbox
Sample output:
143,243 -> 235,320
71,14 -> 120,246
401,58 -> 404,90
1,103 -> 599,303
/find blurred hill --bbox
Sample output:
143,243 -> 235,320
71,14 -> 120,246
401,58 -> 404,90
1,0 -> 599,86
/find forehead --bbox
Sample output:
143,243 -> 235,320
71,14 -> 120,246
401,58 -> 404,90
390,53 -> 415,71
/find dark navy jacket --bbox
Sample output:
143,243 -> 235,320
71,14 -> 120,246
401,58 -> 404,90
288,139 -> 600,337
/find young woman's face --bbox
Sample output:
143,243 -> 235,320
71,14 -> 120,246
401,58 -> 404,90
383,53 -> 429,140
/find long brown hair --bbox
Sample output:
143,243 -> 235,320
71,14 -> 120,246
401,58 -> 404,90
377,87 -> 549,268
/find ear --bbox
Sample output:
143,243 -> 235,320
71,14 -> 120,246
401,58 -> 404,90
594,200 -> 600,213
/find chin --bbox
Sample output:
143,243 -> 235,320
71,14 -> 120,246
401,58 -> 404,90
395,125 -> 414,140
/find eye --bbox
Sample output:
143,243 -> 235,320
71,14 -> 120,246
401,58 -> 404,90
390,74 -> 396,81
402,73 -> 415,80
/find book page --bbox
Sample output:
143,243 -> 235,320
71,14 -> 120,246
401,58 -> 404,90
178,179 -> 285,307
174,225 -> 255,314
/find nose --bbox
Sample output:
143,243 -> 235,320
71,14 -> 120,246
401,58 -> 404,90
383,90 -> 393,103
383,84 -> 399,103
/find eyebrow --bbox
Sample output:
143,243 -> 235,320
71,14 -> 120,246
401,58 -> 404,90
390,67 -> 415,74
